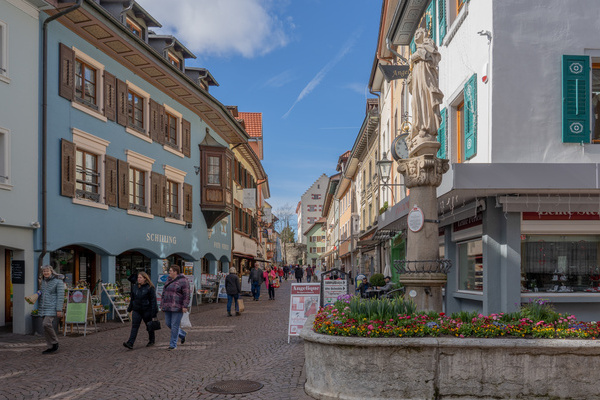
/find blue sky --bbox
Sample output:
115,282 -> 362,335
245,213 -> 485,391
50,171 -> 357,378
138,0 -> 382,215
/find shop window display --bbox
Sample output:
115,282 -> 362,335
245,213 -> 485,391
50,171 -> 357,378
116,252 -> 150,294
521,235 -> 600,293
458,239 -> 483,291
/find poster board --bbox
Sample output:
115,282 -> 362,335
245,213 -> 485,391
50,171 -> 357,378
64,288 -> 95,336
241,276 -> 252,292
323,279 -> 348,306
156,274 -> 194,309
288,283 -> 321,343
217,276 -> 228,301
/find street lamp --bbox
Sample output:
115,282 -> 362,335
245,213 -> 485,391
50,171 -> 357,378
377,152 -> 393,184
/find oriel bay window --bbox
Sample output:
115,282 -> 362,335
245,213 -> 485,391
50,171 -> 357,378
200,145 -> 233,228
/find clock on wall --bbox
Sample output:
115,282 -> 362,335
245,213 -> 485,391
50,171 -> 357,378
390,133 -> 409,161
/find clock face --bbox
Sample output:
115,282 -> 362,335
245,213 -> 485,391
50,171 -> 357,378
391,135 -> 409,161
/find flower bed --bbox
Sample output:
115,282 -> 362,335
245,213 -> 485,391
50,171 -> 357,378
313,295 -> 600,339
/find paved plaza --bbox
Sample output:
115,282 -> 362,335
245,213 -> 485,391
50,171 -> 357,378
0,280 -> 312,400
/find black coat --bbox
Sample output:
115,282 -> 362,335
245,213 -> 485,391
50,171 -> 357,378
295,267 -> 304,279
225,274 -> 241,295
128,283 -> 158,317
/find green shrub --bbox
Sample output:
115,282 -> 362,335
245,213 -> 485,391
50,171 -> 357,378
370,273 -> 385,287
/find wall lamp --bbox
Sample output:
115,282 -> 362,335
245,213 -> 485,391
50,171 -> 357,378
31,221 -> 41,228
185,222 -> 192,229
194,166 -> 201,175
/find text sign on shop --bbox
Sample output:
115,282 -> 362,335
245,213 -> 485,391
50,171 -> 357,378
65,289 -> 89,324
288,283 -> 321,342
11,260 -> 25,284
379,64 -> 410,81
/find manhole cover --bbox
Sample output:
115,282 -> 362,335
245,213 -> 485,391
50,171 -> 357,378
205,380 -> 263,394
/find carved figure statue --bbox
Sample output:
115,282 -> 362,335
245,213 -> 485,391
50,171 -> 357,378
407,28 -> 443,145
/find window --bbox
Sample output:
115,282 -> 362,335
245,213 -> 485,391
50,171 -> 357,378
128,90 -> 144,131
75,59 -> 97,108
208,156 -> 220,184
125,150 -> 154,218
166,180 -> 179,219
129,168 -> 145,212
166,112 -> 178,146
162,104 -> 183,154
168,52 -> 181,69
76,149 -> 99,200
521,234 -> 600,293
311,194 -> 321,200
0,127 -> 9,188
458,239 -> 483,291
126,17 -> 143,39
0,20 -> 8,83
593,64 -> 600,143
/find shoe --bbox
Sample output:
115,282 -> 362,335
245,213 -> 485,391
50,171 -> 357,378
227,312 -> 232,317
167,346 -> 175,350
146,342 -> 155,347
235,311 -> 240,316
42,343 -> 59,354
123,342 -> 133,350
180,336 -> 186,345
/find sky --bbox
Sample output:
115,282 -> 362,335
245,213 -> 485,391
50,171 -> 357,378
137,0 -> 382,218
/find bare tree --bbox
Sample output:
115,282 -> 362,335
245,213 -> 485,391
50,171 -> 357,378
274,203 -> 296,264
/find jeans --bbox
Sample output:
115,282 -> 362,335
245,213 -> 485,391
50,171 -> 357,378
268,286 -> 275,299
307,276 -> 312,282
296,278 -> 302,283
127,310 -> 154,345
164,311 -> 186,348
251,281 -> 261,300
227,294 -> 239,313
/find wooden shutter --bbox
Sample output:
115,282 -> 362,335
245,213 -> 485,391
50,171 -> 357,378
103,71 -> 116,121
117,159 -> 129,209
160,174 -> 167,217
425,0 -> 436,44
438,0 -> 446,44
183,183 -> 193,222
149,99 -> 159,141
562,55 -> 591,143
151,172 -> 162,216
182,118 -> 191,157
104,155 -> 118,206
116,79 -> 128,127
157,104 -> 166,145
437,107 -> 447,159
59,43 -> 75,101
464,74 -> 477,160
61,139 -> 76,197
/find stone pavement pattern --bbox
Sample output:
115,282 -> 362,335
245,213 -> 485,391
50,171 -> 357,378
0,280 -> 313,400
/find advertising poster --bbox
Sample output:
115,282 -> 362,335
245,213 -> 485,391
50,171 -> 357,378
241,276 -> 252,292
65,289 -> 89,323
288,283 -> 321,341
323,279 -> 348,306
217,276 -> 228,300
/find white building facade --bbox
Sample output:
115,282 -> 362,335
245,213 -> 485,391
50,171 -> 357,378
297,174 -> 329,244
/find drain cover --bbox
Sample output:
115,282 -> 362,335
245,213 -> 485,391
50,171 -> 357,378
205,380 -> 263,394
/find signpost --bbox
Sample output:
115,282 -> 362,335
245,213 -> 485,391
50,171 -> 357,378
288,283 -> 321,343
378,64 -> 410,81
323,279 -> 348,306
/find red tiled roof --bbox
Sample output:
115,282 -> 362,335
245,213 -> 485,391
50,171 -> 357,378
238,112 -> 262,138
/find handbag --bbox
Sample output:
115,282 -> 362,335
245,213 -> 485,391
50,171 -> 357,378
238,298 -> 245,313
146,318 -> 161,332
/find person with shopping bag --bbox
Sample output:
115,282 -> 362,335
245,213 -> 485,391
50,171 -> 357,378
264,267 -> 278,300
123,272 -> 157,349
225,267 -> 241,316
38,265 -> 65,354
161,265 -> 190,350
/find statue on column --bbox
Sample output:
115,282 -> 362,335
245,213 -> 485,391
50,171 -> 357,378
406,28 -> 444,156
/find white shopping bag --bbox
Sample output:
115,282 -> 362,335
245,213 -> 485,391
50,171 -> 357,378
180,311 -> 192,328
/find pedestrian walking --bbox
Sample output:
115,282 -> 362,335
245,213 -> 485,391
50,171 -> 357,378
264,267 -> 277,300
38,265 -> 65,354
248,264 -> 263,301
225,267 -> 241,316
161,265 -> 190,350
283,265 -> 289,280
123,272 -> 157,349
295,264 -> 304,283
277,266 -> 284,283
306,265 -> 313,282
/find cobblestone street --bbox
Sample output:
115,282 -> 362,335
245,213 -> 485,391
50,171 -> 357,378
0,280 -> 312,400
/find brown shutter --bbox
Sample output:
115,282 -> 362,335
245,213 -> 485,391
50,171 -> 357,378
104,155 -> 118,206
182,118 -> 191,157
59,43 -> 75,101
117,159 -> 129,209
103,71 -> 116,121
151,171 -> 161,216
183,183 -> 193,223
158,104 -> 166,145
149,99 -> 159,142
160,174 -> 167,217
61,139 -> 76,197
116,79 -> 128,127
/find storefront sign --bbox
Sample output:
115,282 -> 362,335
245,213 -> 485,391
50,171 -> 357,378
523,212 -> 600,220
379,64 -> 410,81
11,260 -> 25,284
323,279 -> 347,306
146,233 -> 177,244
243,188 -> 256,209
288,283 -> 321,342
408,206 -> 425,232
453,213 -> 483,232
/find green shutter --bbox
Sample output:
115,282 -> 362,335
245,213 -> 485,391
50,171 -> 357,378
437,107 -> 447,159
426,0 -> 436,44
410,37 -> 416,54
562,55 -> 591,143
438,0 -> 446,44
464,74 -> 477,160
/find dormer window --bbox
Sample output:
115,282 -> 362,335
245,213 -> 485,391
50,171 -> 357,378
168,52 -> 181,69
126,17 -> 143,39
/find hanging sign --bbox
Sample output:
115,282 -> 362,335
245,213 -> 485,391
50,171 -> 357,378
288,283 -> 321,343
379,64 -> 410,81
407,205 -> 425,232
243,188 -> 256,209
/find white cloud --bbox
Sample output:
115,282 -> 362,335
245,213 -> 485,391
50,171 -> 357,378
137,0 -> 291,58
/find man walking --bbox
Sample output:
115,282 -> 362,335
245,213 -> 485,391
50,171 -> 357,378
294,265 -> 304,283
306,265 -> 313,283
248,264 -> 263,301
38,265 -> 65,354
